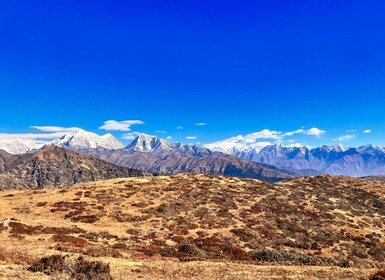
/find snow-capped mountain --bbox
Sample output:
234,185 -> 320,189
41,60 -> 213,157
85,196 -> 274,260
125,133 -> 175,153
319,144 -> 348,153
48,129 -> 124,150
77,133 -> 294,182
0,139 -> 42,154
205,139 -> 270,157
125,133 -> 215,157
356,144 -> 385,155
205,141 -> 385,176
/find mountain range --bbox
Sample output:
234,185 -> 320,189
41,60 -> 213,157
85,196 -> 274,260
0,139 -> 41,154
206,142 -> 385,176
49,129 -> 124,150
71,133 -> 295,182
2,129 -> 385,179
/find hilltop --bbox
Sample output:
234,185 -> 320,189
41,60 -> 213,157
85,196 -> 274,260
0,146 -> 145,188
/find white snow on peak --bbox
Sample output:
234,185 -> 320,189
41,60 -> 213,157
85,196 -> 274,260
320,144 -> 348,152
48,129 -> 124,150
205,137 -> 284,156
0,139 -> 42,154
205,141 -> 252,154
125,133 -> 174,153
357,144 -> 385,153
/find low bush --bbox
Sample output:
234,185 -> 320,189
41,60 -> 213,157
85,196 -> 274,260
71,215 -> 100,223
370,270 -> 385,280
51,234 -> 88,248
28,255 -> 112,280
0,246 -> 36,265
251,249 -> 336,266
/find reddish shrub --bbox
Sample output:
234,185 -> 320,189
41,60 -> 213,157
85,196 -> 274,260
71,215 -> 100,223
28,255 -> 112,280
0,246 -> 36,265
52,234 -> 88,248
9,222 -> 43,235
370,270 -> 385,280
36,202 -> 48,207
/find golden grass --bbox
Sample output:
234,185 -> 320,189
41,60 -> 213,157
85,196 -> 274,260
0,174 -> 384,279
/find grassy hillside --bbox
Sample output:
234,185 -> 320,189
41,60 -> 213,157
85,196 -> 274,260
0,174 -> 384,279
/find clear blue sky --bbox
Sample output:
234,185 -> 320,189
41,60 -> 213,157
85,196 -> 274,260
0,0 -> 384,146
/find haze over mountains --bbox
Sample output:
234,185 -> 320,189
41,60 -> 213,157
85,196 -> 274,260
2,128 -> 385,178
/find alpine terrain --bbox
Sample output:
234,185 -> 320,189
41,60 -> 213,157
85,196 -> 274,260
0,174 -> 383,279
206,141 -> 385,177
0,139 -> 42,154
68,133 -> 296,182
0,146 -> 145,188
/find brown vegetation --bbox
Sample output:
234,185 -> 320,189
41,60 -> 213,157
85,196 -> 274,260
28,255 -> 112,279
0,174 -> 384,278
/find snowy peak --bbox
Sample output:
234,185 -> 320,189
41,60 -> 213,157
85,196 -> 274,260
0,139 -> 41,154
206,140 -> 353,158
125,134 -> 174,153
49,129 -> 124,150
319,144 -> 348,152
204,139 -> 385,176
260,143 -> 285,152
357,144 -> 385,154
125,134 -> 214,158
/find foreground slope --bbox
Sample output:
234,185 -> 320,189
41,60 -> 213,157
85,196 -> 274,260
0,146 -> 145,188
0,174 -> 384,278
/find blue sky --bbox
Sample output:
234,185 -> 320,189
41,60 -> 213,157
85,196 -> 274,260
0,0 -> 385,147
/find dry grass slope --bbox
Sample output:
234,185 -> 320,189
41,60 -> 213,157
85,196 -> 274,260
0,173 -> 384,279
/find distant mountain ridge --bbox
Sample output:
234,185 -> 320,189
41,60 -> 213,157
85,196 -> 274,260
126,133 -> 216,157
0,139 -> 41,154
206,142 -> 385,176
71,133 -> 295,182
4,129 -> 385,178
47,129 -> 124,150
0,132 -> 295,182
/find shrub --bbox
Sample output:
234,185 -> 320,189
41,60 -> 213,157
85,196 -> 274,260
36,202 -> 47,207
368,245 -> 385,262
28,255 -> 112,280
9,222 -> 43,235
71,215 -> 100,223
370,270 -> 385,280
28,255 -> 66,275
0,246 -> 36,265
250,249 -> 336,266
51,234 -> 88,248
85,246 -> 122,258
